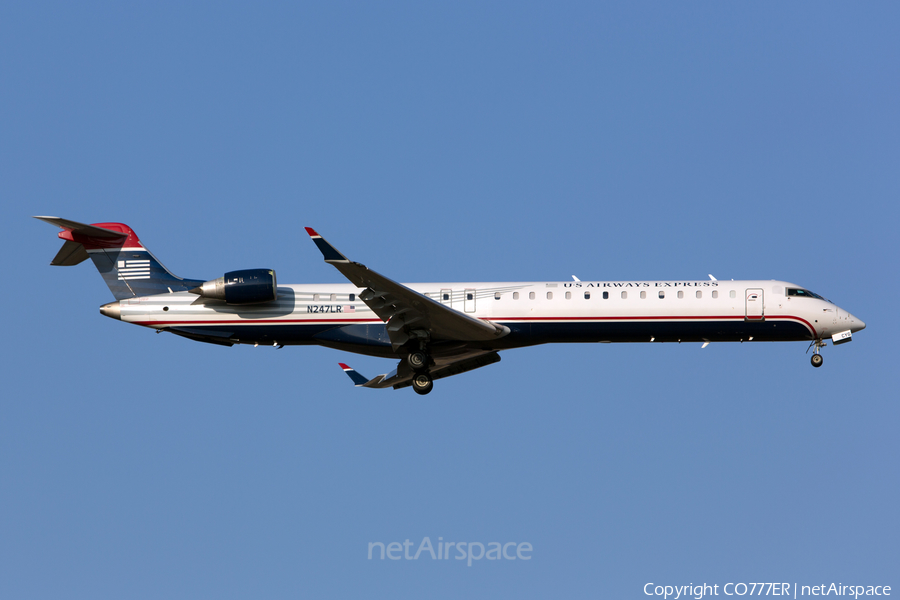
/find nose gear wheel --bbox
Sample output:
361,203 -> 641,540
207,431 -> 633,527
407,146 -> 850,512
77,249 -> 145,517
807,339 -> 826,368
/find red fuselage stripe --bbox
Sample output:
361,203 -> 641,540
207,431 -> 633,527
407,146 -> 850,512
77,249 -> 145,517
144,318 -> 382,326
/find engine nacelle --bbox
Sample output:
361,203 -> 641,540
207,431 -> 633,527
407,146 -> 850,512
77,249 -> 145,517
190,269 -> 277,304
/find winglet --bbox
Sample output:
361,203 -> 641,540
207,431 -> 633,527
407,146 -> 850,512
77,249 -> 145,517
306,228 -> 350,262
339,363 -> 370,387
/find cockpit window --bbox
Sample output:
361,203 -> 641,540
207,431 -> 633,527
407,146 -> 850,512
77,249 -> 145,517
787,288 -> 826,301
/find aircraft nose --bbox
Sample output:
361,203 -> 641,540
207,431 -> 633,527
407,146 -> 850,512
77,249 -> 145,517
849,313 -> 865,333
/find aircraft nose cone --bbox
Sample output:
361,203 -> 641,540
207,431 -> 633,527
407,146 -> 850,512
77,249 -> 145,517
850,314 -> 865,332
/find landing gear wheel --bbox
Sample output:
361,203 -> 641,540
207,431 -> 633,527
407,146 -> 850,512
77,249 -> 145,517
811,353 -> 824,368
407,351 -> 429,371
412,373 -> 433,395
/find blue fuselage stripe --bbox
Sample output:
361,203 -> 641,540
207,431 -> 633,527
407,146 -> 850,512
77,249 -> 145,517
166,318 -> 812,356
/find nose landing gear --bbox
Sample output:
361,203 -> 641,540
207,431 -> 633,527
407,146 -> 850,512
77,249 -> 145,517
808,339 -> 826,368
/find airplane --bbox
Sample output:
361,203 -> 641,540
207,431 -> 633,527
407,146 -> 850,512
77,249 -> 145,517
36,217 -> 866,395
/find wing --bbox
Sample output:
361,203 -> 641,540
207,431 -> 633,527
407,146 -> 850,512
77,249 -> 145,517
338,350 -> 501,390
306,228 -> 509,351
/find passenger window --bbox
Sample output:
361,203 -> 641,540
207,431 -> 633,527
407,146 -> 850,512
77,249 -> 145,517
529,291 -> 535,300
677,291 -> 683,299
695,291 -> 701,299
621,291 -> 627,299
712,290 -> 718,299
547,292 -> 553,300
640,291 -> 646,299
584,291 -> 591,299
729,290 -> 736,299
565,291 -> 571,300
494,292 -> 501,300
313,294 -> 319,301
513,292 -> 519,300
602,291 -> 609,299
349,293 -> 355,301
443,293 -> 450,301
658,291 -> 665,299
330,294 -> 336,301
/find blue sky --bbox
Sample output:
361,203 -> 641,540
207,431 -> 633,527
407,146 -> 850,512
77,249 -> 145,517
2,2 -> 897,598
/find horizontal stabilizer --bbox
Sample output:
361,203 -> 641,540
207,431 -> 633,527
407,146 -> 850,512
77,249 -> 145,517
36,215 -> 205,300
33,216 -> 127,239
36,216 -> 129,267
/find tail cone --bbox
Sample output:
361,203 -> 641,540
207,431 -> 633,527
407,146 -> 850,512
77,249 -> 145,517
99,302 -> 121,320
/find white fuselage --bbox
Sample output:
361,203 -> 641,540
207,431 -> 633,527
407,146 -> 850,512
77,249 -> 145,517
110,279 -> 864,356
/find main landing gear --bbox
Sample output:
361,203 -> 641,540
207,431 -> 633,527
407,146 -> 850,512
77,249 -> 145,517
407,350 -> 433,395
411,373 -> 434,395
808,339 -> 826,368
407,351 -> 429,371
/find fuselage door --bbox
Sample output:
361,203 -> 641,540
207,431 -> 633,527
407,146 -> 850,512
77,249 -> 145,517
745,288 -> 764,321
464,288 -> 476,313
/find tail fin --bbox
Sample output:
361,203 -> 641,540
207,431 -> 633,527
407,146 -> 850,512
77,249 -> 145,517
35,216 -> 204,300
